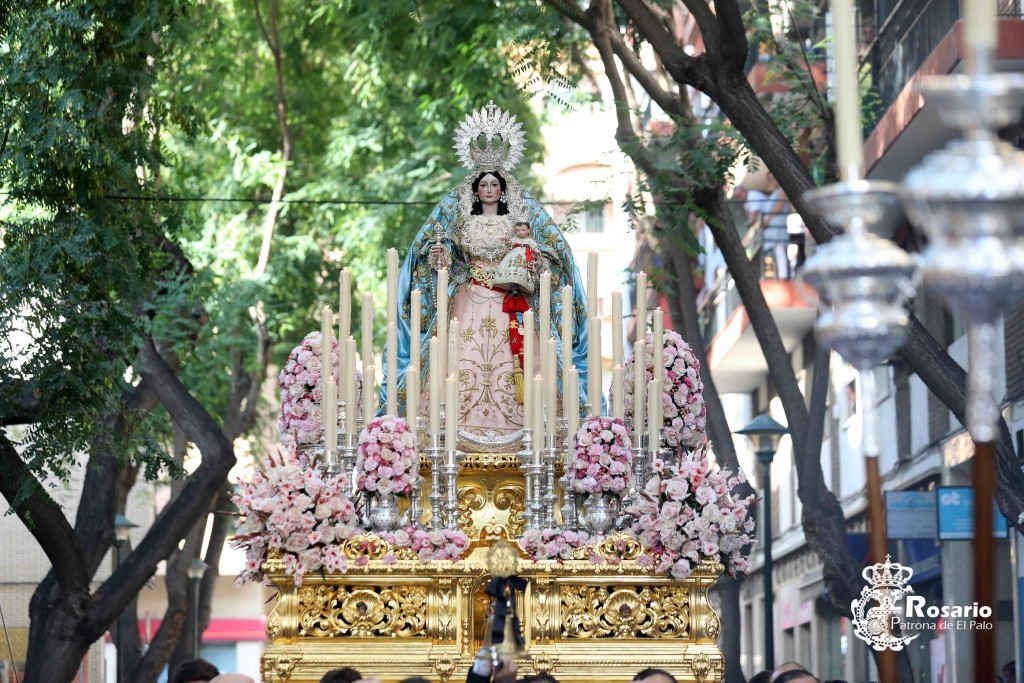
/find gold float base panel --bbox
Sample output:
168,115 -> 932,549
260,550 -> 725,683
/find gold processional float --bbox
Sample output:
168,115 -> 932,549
236,103 -> 748,683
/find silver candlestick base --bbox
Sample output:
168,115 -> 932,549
426,434 -> 444,530
543,435 -> 559,529
442,454 -> 462,531
338,431 -> 358,493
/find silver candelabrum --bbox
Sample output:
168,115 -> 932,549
899,73 -> 1024,442
518,428 -> 545,529
426,433 -> 445,531
801,181 -> 920,458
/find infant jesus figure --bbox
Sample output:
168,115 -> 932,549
492,221 -> 540,294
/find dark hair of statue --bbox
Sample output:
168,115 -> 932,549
470,171 -> 508,215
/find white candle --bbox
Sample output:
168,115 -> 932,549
345,337 -> 357,435
387,248 -> 399,327
321,305 -> 334,378
429,339 -> 440,435
364,364 -> 375,422
633,341 -> 646,443
407,360 -> 419,437
648,379 -> 661,452
539,272 -> 551,340
446,374 -> 458,463
567,366 -> 580,445
449,317 -> 460,388
361,293 -> 373,371
523,309 -> 535,431
613,365 -> 624,421
635,272 -> 647,344
546,338 -> 557,436
591,316 -> 602,415
963,0 -> 997,57
437,269 -> 448,382
653,307 -> 664,379
831,0 -> 865,181
587,252 -> 598,316
561,285 -> 572,388
339,269 -> 351,344
410,289 -> 421,365
386,322 -> 398,416
612,291 -> 622,370
533,375 -> 544,464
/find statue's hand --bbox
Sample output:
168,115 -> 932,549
429,244 -> 451,271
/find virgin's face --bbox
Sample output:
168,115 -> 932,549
477,174 -> 502,206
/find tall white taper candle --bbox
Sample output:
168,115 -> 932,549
633,341 -> 646,443
523,309 -> 535,433
587,252 -> 598,316
322,305 -> 334,375
429,339 -> 440,435
546,338 -> 557,436
613,365 -> 624,421
612,291 -> 623,369
533,375 -> 544,464
446,374 -> 457,464
437,269 -> 448,382
653,308 -> 664,373
387,248 -> 398,327
831,0 -> 865,181
386,322 -> 398,416
561,285 -> 572,388
591,316 -> 602,415
648,379 -> 661,452
339,269 -> 351,344
364,364 -> 375,422
345,338 -> 357,435
407,360 -> 419,437
410,289 -> 421,365
539,272 -> 551,341
635,272 -> 647,344
567,366 -> 580,445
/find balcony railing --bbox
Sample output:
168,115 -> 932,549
863,0 -> 1022,134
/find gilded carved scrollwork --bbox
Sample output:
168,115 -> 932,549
457,485 -> 487,531
435,577 -> 456,643
266,608 -> 282,641
561,585 -> 691,639
493,483 -> 526,538
297,585 -> 427,638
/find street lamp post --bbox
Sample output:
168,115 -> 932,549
113,515 -> 137,683
736,413 -> 788,673
188,558 -> 210,659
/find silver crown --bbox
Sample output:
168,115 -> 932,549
862,555 -> 914,588
453,101 -> 526,172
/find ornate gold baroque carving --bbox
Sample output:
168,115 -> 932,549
297,584 -> 427,638
561,585 -> 691,639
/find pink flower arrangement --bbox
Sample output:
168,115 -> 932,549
380,525 -> 472,563
356,416 -> 420,497
567,416 -> 633,497
277,331 -> 362,449
232,451 -> 359,586
518,527 -> 591,561
621,329 -> 707,452
626,452 -> 754,580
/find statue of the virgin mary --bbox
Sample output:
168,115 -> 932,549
382,102 -> 590,452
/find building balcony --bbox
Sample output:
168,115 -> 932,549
700,267 -> 818,394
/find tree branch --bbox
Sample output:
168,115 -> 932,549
711,0 -> 749,69
677,0 -> 719,51
602,17 -> 686,118
545,0 -> 594,30
88,337 -> 236,632
615,0 -> 701,87
0,435 -> 89,594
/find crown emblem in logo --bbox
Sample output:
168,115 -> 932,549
862,555 -> 914,588
453,101 -> 527,173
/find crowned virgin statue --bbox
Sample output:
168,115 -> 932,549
381,102 -> 590,452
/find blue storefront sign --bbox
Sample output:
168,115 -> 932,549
886,490 -> 938,540
936,486 -> 1009,540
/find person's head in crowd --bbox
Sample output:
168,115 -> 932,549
1001,661 -> 1017,683
171,659 -> 220,683
320,668 -> 363,683
208,675 -> 255,683
769,662 -> 810,682
633,669 -> 678,683
398,677 -> 431,683
521,675 -> 559,683
748,671 -> 772,683
773,669 -> 819,683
